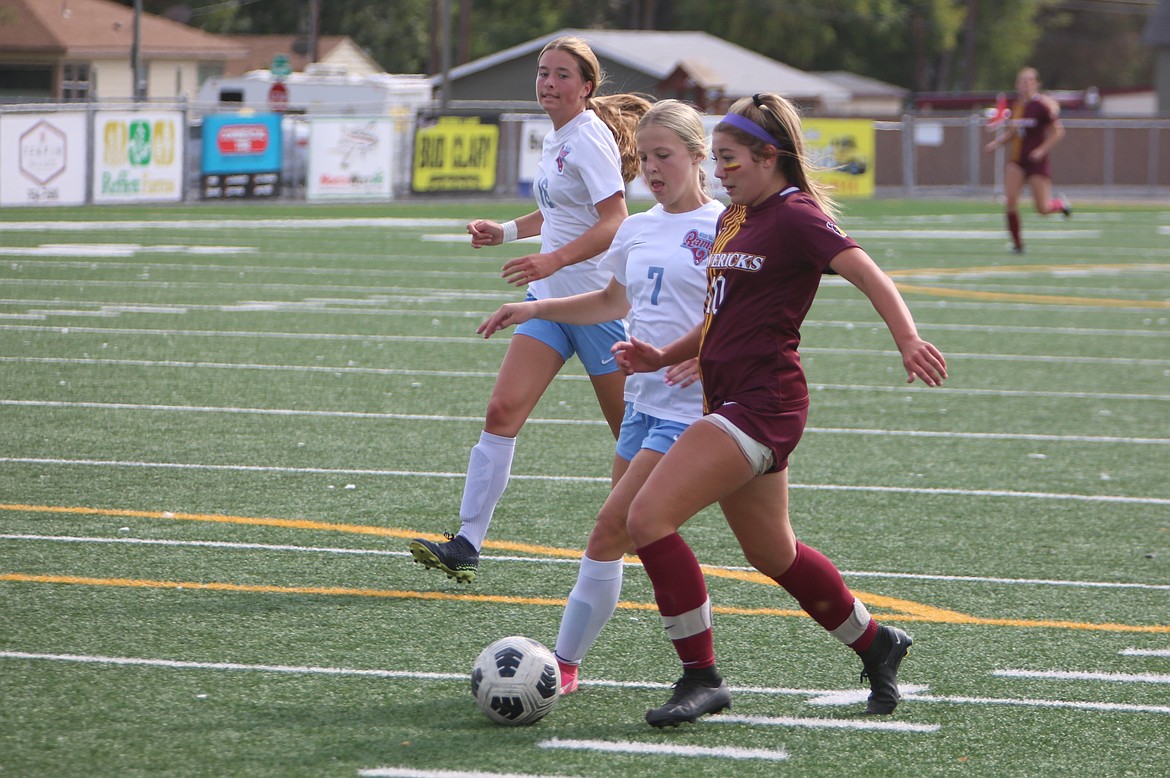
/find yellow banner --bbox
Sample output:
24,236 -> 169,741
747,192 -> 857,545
412,116 -> 499,193
803,119 -> 874,198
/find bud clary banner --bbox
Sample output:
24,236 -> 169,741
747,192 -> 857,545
411,116 -> 499,193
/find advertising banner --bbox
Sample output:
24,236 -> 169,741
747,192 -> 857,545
92,111 -> 184,203
411,116 -> 498,193
802,119 -> 875,197
200,113 -> 282,199
306,118 -> 394,200
517,118 -> 552,198
0,112 -> 88,206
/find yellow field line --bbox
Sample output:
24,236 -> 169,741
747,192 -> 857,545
4,573 -> 1168,635
5,503 -> 1169,633
893,282 -> 1170,308
887,262 -> 1166,278
881,261 -> 1170,308
0,502 -> 586,558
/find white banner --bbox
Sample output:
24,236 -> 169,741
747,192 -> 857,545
92,111 -> 184,203
518,118 -> 552,197
0,113 -> 88,206
306,118 -> 394,200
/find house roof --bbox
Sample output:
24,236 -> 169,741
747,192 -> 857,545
437,28 -> 852,104
811,71 -> 909,99
1144,0 -> 1170,46
0,0 -> 246,59
221,34 -> 382,77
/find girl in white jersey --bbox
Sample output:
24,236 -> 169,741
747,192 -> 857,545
478,100 -> 723,693
409,37 -> 650,583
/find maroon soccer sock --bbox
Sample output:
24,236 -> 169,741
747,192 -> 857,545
771,541 -> 876,652
637,533 -> 715,669
1007,210 -> 1022,249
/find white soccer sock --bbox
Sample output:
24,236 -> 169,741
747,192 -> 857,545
554,555 -> 624,665
457,430 -> 516,550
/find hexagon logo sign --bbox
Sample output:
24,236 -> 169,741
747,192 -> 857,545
19,120 -> 67,186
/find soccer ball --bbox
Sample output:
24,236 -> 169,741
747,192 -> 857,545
470,635 -> 560,726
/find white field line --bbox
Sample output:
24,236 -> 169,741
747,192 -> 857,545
538,737 -> 789,761
845,229 -> 1101,240
5,651 -> 1170,716
709,714 -> 939,733
0,357 -> 566,380
2,297 -> 1170,339
1121,648 -> 1170,657
3,398 -> 1167,445
994,669 -> 1170,684
6,534 -> 1170,592
4,323 -> 1170,370
0,218 -> 468,231
3,456 -> 1169,505
6,317 -> 1170,369
3,355 -> 1169,400
900,692 -> 1170,715
361,769 -> 578,778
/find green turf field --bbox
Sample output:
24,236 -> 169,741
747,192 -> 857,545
1,197 -> 1167,777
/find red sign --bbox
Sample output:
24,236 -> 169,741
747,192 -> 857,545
268,81 -> 289,112
217,124 -> 270,155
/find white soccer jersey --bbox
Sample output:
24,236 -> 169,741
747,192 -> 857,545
601,200 -> 724,423
528,110 -> 626,301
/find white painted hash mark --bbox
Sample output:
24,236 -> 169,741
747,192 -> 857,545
538,737 -> 788,761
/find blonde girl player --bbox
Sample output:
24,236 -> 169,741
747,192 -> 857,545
409,37 -> 650,582
614,93 -> 947,726
478,100 -> 723,692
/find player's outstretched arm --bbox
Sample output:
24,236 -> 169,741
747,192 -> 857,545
829,247 -> 948,387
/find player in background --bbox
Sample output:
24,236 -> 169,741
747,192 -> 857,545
477,100 -> 723,693
984,66 -> 1071,253
408,37 -> 650,583
613,92 -> 948,727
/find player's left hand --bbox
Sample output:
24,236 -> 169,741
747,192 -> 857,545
664,357 -> 700,388
900,339 -> 948,387
501,253 -> 559,287
477,302 -> 535,338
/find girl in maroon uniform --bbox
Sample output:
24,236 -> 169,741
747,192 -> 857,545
984,67 -> 1071,253
614,92 -> 947,727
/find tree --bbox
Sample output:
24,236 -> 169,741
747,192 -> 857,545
119,0 -> 1155,92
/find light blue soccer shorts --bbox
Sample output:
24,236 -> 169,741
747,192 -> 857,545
513,293 -> 626,376
614,402 -> 691,462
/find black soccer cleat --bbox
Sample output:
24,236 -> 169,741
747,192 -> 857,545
859,625 -> 913,715
645,676 -> 732,727
409,532 -> 479,583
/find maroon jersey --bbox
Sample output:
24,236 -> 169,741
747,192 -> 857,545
1009,96 -> 1057,177
699,188 -> 859,438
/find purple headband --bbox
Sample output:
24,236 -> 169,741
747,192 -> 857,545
719,112 -> 784,148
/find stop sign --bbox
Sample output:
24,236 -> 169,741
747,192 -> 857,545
268,81 -> 289,112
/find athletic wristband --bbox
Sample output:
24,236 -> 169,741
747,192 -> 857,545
500,220 -> 518,243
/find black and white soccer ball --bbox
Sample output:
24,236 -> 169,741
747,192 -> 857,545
470,635 -> 560,726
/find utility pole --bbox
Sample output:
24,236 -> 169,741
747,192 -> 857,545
131,0 -> 145,100
439,0 -> 451,110
308,0 -> 320,64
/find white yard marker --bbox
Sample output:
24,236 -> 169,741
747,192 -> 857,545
994,669 -> 1170,684
538,737 -> 788,762
710,714 -> 939,733
361,769 -> 577,778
